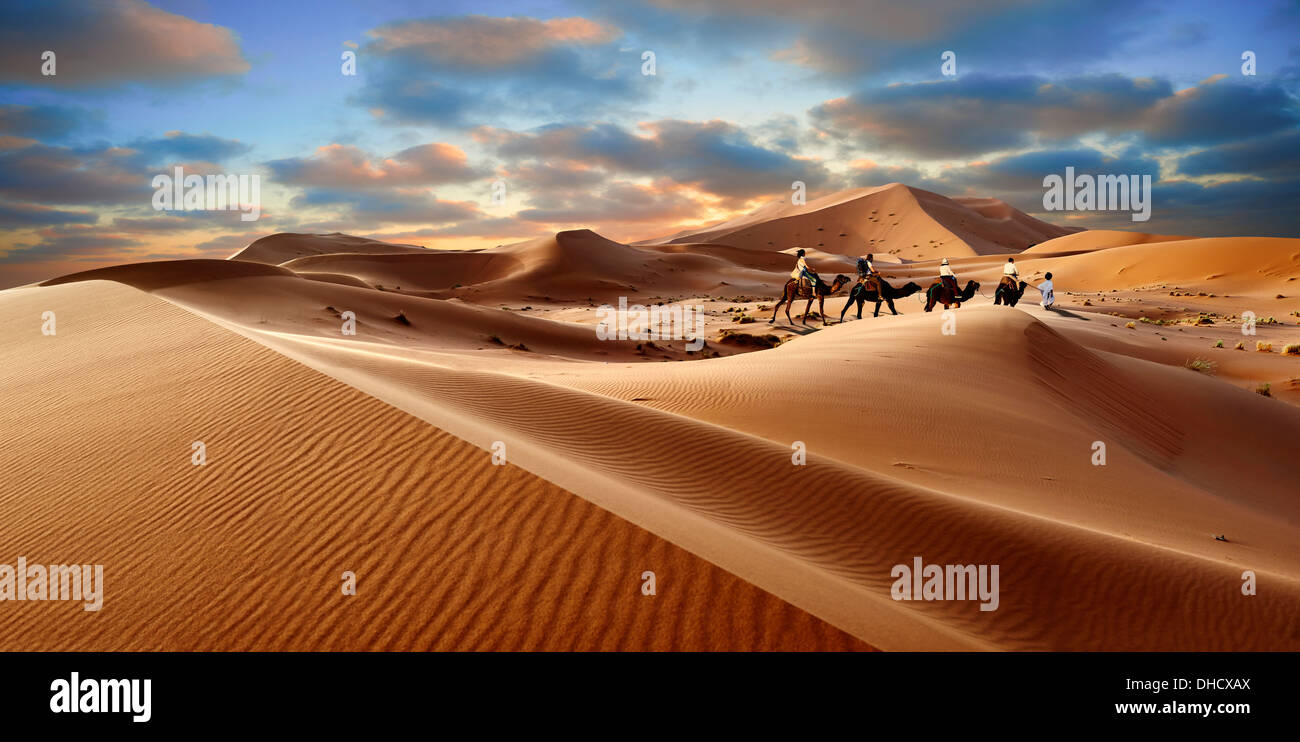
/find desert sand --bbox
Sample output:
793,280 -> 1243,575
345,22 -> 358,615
3,183 -> 1298,650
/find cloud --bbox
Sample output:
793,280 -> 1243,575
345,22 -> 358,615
496,161 -> 607,193
1177,129 -> 1300,177
882,145 -> 1299,237
811,74 -> 1172,158
0,225 -> 143,263
627,0 -> 1147,80
811,74 -> 1299,159
1141,77 -> 1300,147
368,15 -> 619,67
516,179 -> 706,225
0,140 -> 152,205
128,131 -> 252,164
0,104 -> 98,140
940,147 -> 1162,195
354,14 -> 638,125
0,0 -> 249,87
649,0 -> 1020,41
0,201 -> 97,229
109,210 -> 270,233
0,130 -> 253,210
479,119 -> 834,206
268,143 -> 485,188
288,187 -> 481,228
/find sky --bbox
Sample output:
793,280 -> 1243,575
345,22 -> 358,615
1,0 -> 1298,287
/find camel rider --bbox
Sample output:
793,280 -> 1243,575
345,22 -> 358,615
1001,257 -> 1020,290
939,257 -> 959,296
791,248 -> 820,294
857,252 -> 880,292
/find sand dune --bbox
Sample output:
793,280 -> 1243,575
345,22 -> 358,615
0,281 -> 866,651
231,232 -> 431,265
1023,229 -> 1191,255
647,183 -> 1077,259
1012,236 -> 1300,294
6,184 -> 1299,652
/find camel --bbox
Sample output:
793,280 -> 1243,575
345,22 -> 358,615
838,277 -> 923,320
993,277 -> 1029,307
770,274 -> 851,326
924,279 -> 980,312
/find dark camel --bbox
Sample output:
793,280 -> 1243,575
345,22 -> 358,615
838,277 -> 923,320
923,279 -> 980,312
770,274 -> 851,326
993,277 -> 1029,307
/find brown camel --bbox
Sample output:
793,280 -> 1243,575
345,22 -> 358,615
993,276 -> 1029,307
839,276 -> 923,320
770,274 -> 851,326
924,279 -> 980,312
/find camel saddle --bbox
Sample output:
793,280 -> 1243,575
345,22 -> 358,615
998,275 -> 1019,291
794,276 -> 819,298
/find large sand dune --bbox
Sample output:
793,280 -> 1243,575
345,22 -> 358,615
0,281 -> 866,651
5,185 -> 1298,651
644,183 -> 1078,259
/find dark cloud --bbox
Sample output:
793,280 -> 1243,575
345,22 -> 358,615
0,130 -> 255,217
479,119 -> 834,206
516,179 -> 705,225
810,74 -> 1172,158
610,0 -> 1153,81
127,132 -> 252,165
942,147 -> 1162,194
0,0 -> 249,88
0,225 -> 143,263
0,140 -> 151,205
0,104 -> 98,140
354,15 -> 640,125
496,161 -> 607,193
0,201 -> 96,229
1178,129 -> 1300,177
811,74 -> 1298,158
1141,77 -> 1299,147
891,145 -> 1299,237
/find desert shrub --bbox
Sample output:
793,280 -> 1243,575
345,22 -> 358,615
716,330 -> 780,349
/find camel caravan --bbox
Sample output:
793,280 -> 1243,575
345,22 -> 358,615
769,249 -> 1054,326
